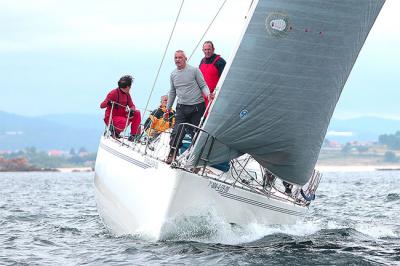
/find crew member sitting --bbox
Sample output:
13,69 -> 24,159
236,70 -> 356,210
100,75 -> 141,141
143,95 -> 175,139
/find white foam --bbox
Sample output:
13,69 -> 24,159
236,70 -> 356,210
158,207 -> 324,245
356,223 -> 397,238
206,218 -> 326,245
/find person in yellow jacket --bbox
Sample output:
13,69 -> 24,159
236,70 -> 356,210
143,95 -> 175,139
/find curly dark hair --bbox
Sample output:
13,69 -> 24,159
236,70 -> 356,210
118,75 -> 133,89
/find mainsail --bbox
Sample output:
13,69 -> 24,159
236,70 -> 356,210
187,0 -> 385,185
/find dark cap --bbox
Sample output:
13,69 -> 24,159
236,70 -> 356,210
118,75 -> 133,89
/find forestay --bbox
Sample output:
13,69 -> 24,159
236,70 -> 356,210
187,0 -> 385,185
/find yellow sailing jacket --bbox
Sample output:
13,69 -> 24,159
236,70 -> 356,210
145,106 -> 175,136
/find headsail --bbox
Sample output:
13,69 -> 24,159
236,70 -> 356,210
187,0 -> 385,185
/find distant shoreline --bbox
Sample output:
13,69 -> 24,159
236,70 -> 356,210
0,167 -> 93,173
316,164 -> 400,172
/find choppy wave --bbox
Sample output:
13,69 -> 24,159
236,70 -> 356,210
1,171 -> 400,265
386,193 -> 400,202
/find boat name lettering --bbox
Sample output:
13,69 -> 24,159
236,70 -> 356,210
208,181 -> 230,193
144,157 -> 158,169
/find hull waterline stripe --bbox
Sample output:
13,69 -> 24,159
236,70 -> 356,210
219,191 -> 303,216
100,142 -> 151,169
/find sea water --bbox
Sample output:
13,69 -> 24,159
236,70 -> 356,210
1,171 -> 399,265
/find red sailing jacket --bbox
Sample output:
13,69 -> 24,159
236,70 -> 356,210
199,55 -> 221,93
100,88 -> 135,123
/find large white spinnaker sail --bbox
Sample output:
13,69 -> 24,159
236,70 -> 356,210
187,0 -> 385,185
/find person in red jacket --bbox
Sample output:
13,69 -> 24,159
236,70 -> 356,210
200,41 -> 230,172
100,75 -> 141,141
199,41 -> 226,107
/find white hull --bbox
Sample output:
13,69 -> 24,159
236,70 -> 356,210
94,136 -> 306,239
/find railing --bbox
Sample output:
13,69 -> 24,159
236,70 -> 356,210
227,155 -> 322,206
167,122 -> 216,168
104,101 -> 174,160
104,101 -> 141,145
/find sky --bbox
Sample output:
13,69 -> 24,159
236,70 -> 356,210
0,0 -> 398,119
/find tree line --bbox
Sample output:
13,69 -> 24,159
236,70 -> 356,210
1,147 -> 96,168
379,131 -> 400,150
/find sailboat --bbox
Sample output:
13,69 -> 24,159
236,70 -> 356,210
94,0 -> 385,238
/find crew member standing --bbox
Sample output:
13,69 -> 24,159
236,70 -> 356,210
199,41 -> 226,106
165,50 -> 213,164
200,41 -> 230,172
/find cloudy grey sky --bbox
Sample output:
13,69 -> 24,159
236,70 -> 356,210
0,0 -> 398,119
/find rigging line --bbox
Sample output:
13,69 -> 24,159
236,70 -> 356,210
189,0 -> 227,132
187,0 -> 228,61
143,0 -> 185,115
248,0 -> 255,12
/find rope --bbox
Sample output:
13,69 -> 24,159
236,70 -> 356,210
188,0 -> 227,129
143,0 -> 185,115
188,0 -> 228,61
